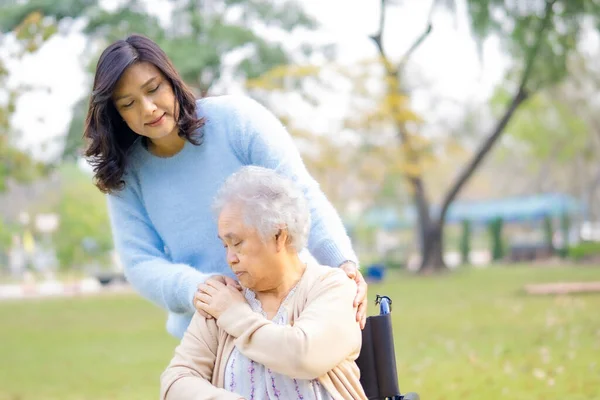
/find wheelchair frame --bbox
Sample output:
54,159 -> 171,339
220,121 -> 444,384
356,295 -> 420,400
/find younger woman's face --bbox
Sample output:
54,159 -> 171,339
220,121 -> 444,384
112,62 -> 178,140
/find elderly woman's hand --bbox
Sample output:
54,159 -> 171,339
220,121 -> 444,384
195,279 -> 246,319
339,261 -> 368,329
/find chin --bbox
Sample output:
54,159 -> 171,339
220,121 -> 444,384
147,124 -> 177,140
238,277 -> 254,290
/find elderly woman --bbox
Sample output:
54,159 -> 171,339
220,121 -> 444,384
160,166 -> 367,400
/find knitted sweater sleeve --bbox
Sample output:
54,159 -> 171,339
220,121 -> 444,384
225,95 -> 358,267
107,179 -> 215,314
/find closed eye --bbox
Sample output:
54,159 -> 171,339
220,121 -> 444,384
148,83 -> 161,93
121,101 -> 134,109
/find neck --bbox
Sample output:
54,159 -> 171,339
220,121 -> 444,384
256,255 -> 306,303
148,130 -> 185,157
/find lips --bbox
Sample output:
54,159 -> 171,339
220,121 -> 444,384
146,113 -> 165,126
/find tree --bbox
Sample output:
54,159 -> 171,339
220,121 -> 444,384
489,50 -> 600,219
52,164 -> 113,270
368,0 -> 600,271
0,9 -> 55,191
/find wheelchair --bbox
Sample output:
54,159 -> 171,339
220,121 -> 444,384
356,295 -> 420,400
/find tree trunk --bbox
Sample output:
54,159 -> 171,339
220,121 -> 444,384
409,176 -> 448,271
420,221 -> 445,273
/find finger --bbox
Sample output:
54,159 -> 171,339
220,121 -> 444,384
205,279 -> 227,290
360,313 -> 367,330
193,294 -> 214,319
197,283 -> 216,295
195,292 -> 212,304
356,299 -> 368,324
196,300 -> 214,318
206,275 -> 227,285
196,308 -> 213,319
223,276 -> 242,289
354,277 -> 367,307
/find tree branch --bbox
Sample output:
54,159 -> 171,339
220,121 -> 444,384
397,0 -> 436,72
369,0 -> 386,54
438,0 -> 557,223
398,23 -> 432,72
369,0 -> 435,77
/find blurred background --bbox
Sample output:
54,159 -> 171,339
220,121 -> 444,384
1,0 -> 600,399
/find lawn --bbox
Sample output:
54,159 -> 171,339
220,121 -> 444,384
1,264 -> 599,400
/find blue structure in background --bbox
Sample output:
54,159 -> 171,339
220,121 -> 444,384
443,193 -> 583,225
350,193 -> 584,230
365,263 -> 386,282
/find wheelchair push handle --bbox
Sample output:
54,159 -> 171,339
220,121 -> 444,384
375,295 -> 392,315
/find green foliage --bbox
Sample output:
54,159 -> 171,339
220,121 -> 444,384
0,0 -> 319,91
52,164 -> 112,269
459,219 -> 471,264
0,84 -> 48,191
457,0 -> 600,90
0,5 -> 64,191
488,217 -> 504,261
568,240 -> 600,261
559,212 -> 570,257
0,0 -> 97,32
494,89 -> 589,162
62,98 -> 88,161
0,217 -> 16,253
543,215 -> 554,250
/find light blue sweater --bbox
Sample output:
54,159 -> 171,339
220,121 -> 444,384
107,95 -> 358,339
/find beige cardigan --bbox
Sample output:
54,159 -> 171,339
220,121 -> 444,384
160,262 -> 368,400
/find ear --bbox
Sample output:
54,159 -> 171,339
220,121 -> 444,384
274,229 -> 289,252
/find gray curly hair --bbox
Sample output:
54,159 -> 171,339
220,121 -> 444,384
212,166 -> 311,252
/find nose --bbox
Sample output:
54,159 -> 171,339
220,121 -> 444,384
141,96 -> 157,115
226,248 -> 239,265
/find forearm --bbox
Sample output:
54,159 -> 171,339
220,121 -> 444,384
108,190 -> 216,314
304,187 -> 359,268
123,258 -> 215,314
217,275 -> 360,380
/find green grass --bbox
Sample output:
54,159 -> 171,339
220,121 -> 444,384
1,264 -> 599,400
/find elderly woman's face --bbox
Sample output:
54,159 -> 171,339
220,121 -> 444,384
217,204 -> 284,291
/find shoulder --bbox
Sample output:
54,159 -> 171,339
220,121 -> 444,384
303,262 -> 356,297
196,95 -> 270,123
196,95 -> 283,161
186,311 -> 221,347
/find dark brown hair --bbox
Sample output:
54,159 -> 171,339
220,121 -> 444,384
84,34 -> 205,193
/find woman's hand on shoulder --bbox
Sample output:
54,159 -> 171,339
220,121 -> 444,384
194,276 -> 245,319
194,275 -> 241,319
339,261 -> 368,329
